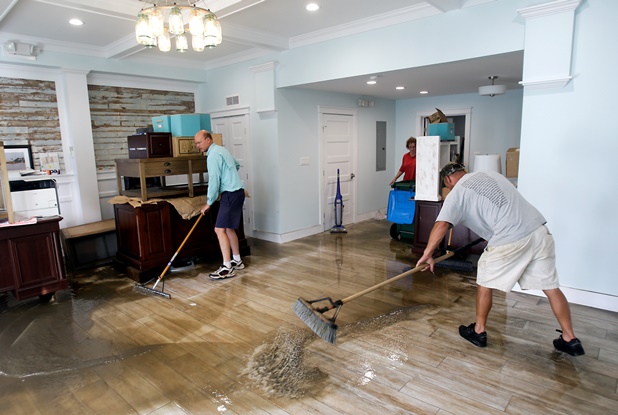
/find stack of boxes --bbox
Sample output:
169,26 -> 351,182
129,113 -> 212,159
427,108 -> 455,141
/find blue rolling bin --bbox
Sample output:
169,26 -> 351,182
387,180 -> 416,241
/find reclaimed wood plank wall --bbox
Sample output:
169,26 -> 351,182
88,85 -> 195,171
0,77 -> 63,172
0,77 -> 196,174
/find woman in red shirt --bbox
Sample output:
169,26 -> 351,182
389,137 -> 416,186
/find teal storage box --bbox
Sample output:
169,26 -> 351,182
152,115 -> 171,132
428,122 -> 455,141
170,114 -> 211,137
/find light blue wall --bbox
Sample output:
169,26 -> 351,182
519,0 -> 618,295
278,0 -> 525,88
196,57 -> 282,234
396,90 -> 524,174
277,88 -> 396,233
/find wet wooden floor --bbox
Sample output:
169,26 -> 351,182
1,219 -> 617,414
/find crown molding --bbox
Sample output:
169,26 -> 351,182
517,0 -> 582,20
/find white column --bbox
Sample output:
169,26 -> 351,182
517,0 -> 582,90
55,68 -> 101,225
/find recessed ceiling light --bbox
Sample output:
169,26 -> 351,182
396,86 -> 405,90
367,80 -> 377,85
420,91 -> 428,94
69,18 -> 83,26
306,3 -> 319,11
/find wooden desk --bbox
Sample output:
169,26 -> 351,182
113,201 -> 250,282
115,156 -> 207,201
0,216 -> 70,302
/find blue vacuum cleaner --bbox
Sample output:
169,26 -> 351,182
330,169 -> 347,233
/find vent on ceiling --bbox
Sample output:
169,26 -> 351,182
226,95 -> 239,106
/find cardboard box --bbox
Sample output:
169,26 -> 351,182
506,147 -> 520,178
428,108 -> 447,124
172,137 -> 201,157
170,114 -> 211,137
172,133 -> 223,157
152,115 -> 170,132
441,186 -> 451,199
428,122 -> 455,141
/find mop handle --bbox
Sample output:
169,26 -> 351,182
339,237 -> 484,305
153,212 -> 204,288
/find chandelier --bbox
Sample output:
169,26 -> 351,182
135,1 -> 222,53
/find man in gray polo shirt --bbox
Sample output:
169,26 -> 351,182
416,163 -> 584,356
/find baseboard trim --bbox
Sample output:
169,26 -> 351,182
513,286 -> 618,313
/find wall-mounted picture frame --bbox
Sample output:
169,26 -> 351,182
4,144 -> 34,171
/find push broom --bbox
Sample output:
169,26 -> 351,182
133,212 -> 204,299
293,237 -> 484,344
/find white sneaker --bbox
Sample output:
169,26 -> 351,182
209,265 -> 236,279
230,259 -> 245,270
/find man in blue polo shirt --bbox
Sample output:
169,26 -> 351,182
194,130 -> 245,279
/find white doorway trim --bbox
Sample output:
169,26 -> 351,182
210,107 -> 253,237
318,106 -> 358,230
416,107 -> 472,167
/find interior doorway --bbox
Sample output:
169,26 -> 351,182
417,107 -> 471,167
210,111 -> 253,237
319,107 -> 357,231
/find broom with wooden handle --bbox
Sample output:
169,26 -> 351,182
293,237 -> 484,344
134,212 -> 204,299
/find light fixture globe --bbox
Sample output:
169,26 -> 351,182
479,76 -> 506,97
135,1 -> 222,53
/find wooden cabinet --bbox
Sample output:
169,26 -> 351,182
128,132 -> 173,159
412,200 -> 486,255
114,201 -> 250,282
115,155 -> 207,201
0,216 -> 69,301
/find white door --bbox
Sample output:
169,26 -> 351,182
321,110 -> 356,231
211,114 -> 253,236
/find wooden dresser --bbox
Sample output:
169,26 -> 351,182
115,155 -> 207,201
114,201 -> 250,282
0,216 -> 70,302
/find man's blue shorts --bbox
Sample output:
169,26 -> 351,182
215,189 -> 245,229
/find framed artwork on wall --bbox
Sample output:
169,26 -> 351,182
4,144 -> 33,171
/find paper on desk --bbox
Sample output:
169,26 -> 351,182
108,195 -> 206,220
0,216 -> 37,227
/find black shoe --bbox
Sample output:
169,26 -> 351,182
459,323 -> 487,347
553,330 -> 585,356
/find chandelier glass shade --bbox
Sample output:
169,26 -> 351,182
135,1 -> 222,52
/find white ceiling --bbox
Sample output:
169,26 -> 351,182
0,0 -> 523,99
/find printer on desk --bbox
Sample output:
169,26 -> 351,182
9,178 -> 60,218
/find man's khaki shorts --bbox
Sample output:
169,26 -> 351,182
477,225 -> 559,292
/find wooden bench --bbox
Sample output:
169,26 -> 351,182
61,219 -> 117,271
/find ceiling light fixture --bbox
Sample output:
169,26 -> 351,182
419,91 -> 428,94
306,3 -> 319,12
135,0 -> 222,53
367,75 -> 378,85
479,76 -> 506,97
69,18 -> 83,26
396,86 -> 405,90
